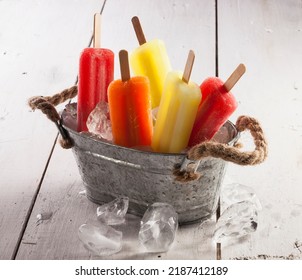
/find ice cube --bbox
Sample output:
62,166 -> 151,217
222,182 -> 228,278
152,107 -> 159,123
97,197 -> 129,225
213,201 -> 258,243
221,183 -> 262,211
86,101 -> 113,141
139,202 -> 178,252
62,103 -> 77,131
78,223 -> 122,256
212,125 -> 230,144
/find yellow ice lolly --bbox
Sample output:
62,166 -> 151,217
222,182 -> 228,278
130,16 -> 171,108
152,51 -> 201,153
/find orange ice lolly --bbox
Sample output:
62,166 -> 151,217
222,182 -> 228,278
108,50 -> 153,148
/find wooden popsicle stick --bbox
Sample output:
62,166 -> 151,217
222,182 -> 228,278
182,50 -> 195,83
119,50 -> 131,82
93,13 -> 101,48
131,16 -> 147,45
223,63 -> 246,92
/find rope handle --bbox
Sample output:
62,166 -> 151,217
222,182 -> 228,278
174,115 -> 268,182
28,85 -> 78,149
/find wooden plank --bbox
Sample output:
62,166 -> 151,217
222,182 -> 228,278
218,0 -> 302,259
0,0 -> 104,259
16,148 -> 217,260
16,0 -> 217,259
101,0 -> 216,81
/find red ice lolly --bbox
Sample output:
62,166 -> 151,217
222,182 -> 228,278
77,14 -> 114,132
188,64 -> 246,147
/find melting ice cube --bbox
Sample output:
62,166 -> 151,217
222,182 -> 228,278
78,223 -> 122,256
152,107 -> 159,123
221,183 -> 262,211
86,101 -> 113,141
97,197 -> 129,225
212,125 -> 231,144
139,202 -> 178,252
213,201 -> 258,243
62,103 -> 77,131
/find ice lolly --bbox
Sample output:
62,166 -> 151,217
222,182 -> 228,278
188,64 -> 246,147
77,13 -> 114,132
130,16 -> 171,108
152,50 -> 201,153
108,50 -> 153,148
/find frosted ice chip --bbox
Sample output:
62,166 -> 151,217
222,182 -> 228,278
221,183 -> 262,211
212,125 -> 230,144
152,107 -> 159,123
139,202 -> 178,252
213,201 -> 258,243
86,101 -> 113,141
78,223 -> 122,256
97,197 -> 129,225
62,103 -> 77,131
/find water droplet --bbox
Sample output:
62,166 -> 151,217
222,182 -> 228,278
265,28 -> 273,33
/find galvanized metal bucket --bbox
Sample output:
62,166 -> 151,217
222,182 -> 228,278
62,115 -> 239,224
29,86 -> 267,224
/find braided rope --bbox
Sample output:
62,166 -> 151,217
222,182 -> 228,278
28,85 -> 78,119
174,116 -> 268,181
28,85 -> 78,148
188,116 -> 267,164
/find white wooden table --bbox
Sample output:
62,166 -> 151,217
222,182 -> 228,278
1,0 -> 301,260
